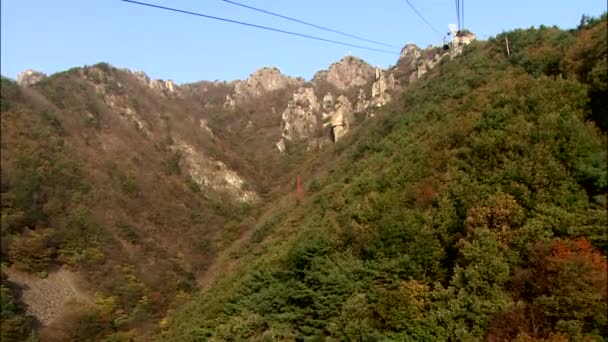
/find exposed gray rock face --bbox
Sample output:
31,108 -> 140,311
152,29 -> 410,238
280,87 -> 320,142
400,33 -> 476,83
150,79 -> 177,94
172,140 -> 258,202
275,56 -> 386,149
322,93 -> 334,112
234,67 -> 303,100
199,119 -> 215,137
451,32 -> 477,58
313,56 -> 375,90
83,70 -> 152,136
322,94 -> 354,142
223,95 -> 236,110
328,95 -> 354,142
133,70 -> 150,84
356,88 -> 370,114
275,139 -> 286,153
130,70 -> 177,95
17,69 -> 47,86
400,44 -> 422,65
409,52 -> 445,82
399,44 -> 450,83
371,67 -> 396,108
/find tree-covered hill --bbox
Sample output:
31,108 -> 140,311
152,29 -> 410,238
163,16 -> 607,341
0,14 -> 605,342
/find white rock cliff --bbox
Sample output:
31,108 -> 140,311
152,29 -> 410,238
17,69 -> 47,86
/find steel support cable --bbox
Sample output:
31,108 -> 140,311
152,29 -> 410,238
403,0 -> 442,36
455,0 -> 460,31
120,0 -> 399,54
219,0 -> 398,48
461,0 -> 464,30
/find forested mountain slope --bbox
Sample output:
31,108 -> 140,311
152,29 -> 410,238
164,16 -> 607,341
0,43 -> 407,341
0,64 -> 265,341
0,14 -> 606,342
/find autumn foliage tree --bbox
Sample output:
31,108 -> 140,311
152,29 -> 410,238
489,238 -> 607,340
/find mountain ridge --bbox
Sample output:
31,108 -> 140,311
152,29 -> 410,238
2,16 -> 606,341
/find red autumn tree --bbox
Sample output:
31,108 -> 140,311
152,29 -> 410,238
489,237 -> 607,340
295,175 -> 303,203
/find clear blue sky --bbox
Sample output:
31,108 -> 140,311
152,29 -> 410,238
1,0 -> 605,84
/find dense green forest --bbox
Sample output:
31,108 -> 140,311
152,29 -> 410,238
1,14 -> 606,342
163,16 -> 607,341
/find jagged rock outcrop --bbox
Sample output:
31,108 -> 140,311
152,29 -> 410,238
327,95 -> 354,142
322,93 -> 334,112
275,139 -> 286,153
371,67 -> 396,108
322,94 -> 354,142
398,44 -> 450,83
410,52 -> 447,82
223,95 -> 236,109
451,32 -> 477,58
313,56 -> 375,90
279,87 -> 319,142
17,69 -> 47,86
199,119 -> 215,137
173,141 -> 258,202
400,44 -> 423,67
132,70 -> 150,85
150,79 -> 177,94
131,70 -> 177,95
233,67 -> 303,100
399,33 -> 476,83
356,89 -> 371,114
276,56 -> 393,149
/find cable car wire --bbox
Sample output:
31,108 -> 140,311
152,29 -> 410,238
403,0 -> 441,35
461,0 -> 464,30
455,0 -> 460,31
219,0 -> 398,48
120,0 -> 399,54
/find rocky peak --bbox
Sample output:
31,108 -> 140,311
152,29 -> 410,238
150,79 -> 177,94
234,67 -> 303,99
396,43 -> 452,83
313,55 -> 375,90
132,70 -> 150,84
17,69 -> 47,86
451,31 -> 477,57
371,67 -> 396,108
129,70 -> 178,95
276,87 -> 320,151
453,31 -> 477,47
400,44 -> 422,61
